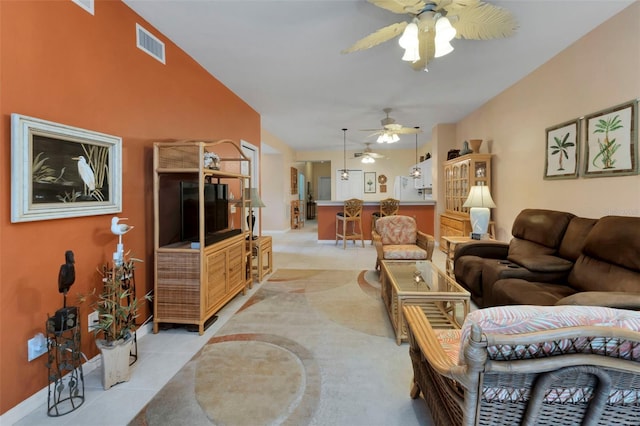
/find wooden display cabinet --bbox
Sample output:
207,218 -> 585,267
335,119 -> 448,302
439,154 -> 493,250
153,140 -> 252,334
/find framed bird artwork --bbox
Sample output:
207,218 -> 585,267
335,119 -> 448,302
10,113 -> 122,222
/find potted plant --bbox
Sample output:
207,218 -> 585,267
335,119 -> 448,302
80,256 -> 151,389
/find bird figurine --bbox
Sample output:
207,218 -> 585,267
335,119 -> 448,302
72,155 -> 96,194
111,216 -> 134,235
58,250 -> 75,307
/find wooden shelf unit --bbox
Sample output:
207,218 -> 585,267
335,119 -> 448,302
291,200 -> 304,229
439,154 -> 493,250
153,140 -> 252,334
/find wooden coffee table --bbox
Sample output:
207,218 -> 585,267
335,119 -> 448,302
379,260 -> 470,344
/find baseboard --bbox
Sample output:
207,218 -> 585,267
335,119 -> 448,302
0,322 -> 153,424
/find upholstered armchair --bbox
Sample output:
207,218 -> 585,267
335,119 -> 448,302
372,215 -> 434,271
404,304 -> 640,426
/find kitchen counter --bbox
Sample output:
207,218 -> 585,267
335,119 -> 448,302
316,200 -> 436,242
316,199 -> 435,206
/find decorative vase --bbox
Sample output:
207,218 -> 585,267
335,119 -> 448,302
469,139 -> 483,153
96,336 -> 134,390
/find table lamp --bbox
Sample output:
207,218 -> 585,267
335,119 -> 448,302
463,185 -> 496,239
245,188 -> 266,239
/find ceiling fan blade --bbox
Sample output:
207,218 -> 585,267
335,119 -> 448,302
370,152 -> 385,158
342,22 -> 407,54
447,2 -> 517,40
395,127 -> 423,134
367,0 -> 428,15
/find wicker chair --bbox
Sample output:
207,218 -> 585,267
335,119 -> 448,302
372,215 -> 434,271
403,304 -> 640,426
371,198 -> 400,244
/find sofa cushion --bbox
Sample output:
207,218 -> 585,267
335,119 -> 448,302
507,238 -> 556,258
376,215 -> 417,245
382,245 -> 427,260
557,217 -> 598,261
506,254 -> 573,272
491,278 -> 576,306
568,254 -> 640,293
510,209 -> 575,249
582,216 -> 640,272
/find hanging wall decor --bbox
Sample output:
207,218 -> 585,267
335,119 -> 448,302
11,114 -> 122,222
544,118 -> 580,180
583,100 -> 637,178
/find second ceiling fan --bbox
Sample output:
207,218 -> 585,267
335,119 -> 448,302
361,108 -> 422,143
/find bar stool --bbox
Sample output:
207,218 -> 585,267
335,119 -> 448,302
371,198 -> 400,244
335,198 -> 364,249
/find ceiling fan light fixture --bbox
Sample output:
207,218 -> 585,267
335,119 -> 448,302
435,16 -> 456,42
434,15 -> 456,58
361,155 -> 375,164
434,39 -> 454,58
398,21 -> 419,49
399,21 -> 420,62
401,46 -> 420,62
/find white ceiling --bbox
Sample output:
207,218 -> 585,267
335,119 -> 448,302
123,0 -> 634,153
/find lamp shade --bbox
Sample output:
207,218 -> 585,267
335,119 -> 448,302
463,186 -> 496,208
463,185 -> 495,237
244,188 -> 266,208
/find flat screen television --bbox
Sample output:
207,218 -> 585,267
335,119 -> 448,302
181,182 -> 238,245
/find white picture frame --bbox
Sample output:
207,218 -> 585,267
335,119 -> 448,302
11,114 -> 122,222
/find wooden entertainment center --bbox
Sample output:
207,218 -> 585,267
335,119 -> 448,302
152,140 -> 252,334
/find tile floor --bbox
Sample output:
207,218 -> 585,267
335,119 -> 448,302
12,220 -> 446,425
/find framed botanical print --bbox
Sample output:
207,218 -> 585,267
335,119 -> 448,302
364,172 -> 376,193
544,119 -> 580,179
583,100 -> 637,178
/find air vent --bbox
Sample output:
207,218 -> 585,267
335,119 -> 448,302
136,23 -> 166,64
72,0 -> 94,15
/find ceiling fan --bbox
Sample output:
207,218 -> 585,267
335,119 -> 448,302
361,108 -> 422,143
342,0 -> 517,71
353,143 -> 386,163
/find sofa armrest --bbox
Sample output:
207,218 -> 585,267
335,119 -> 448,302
555,292 -> 640,311
453,240 -> 509,263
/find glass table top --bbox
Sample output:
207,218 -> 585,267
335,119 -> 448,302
382,260 -> 468,295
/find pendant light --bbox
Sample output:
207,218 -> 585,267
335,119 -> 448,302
340,128 -> 349,180
411,127 -> 422,179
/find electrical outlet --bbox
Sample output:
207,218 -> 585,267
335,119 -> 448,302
88,310 -> 99,333
27,333 -> 48,361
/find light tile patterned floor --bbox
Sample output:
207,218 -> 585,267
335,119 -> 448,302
13,220 -> 445,425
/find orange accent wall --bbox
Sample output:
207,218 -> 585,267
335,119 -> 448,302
0,1 -> 260,414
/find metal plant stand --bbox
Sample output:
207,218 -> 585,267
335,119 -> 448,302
46,309 -> 84,417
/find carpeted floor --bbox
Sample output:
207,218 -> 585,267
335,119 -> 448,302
129,269 -> 432,426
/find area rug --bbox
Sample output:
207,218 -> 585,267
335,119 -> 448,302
129,269 -> 430,426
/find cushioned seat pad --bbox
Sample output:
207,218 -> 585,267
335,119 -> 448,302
383,245 -> 427,260
507,254 -> 573,272
492,278 -> 576,306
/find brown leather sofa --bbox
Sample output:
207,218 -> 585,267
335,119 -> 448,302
453,209 -> 640,308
